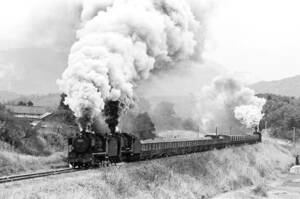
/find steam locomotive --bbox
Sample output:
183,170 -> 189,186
67,128 -> 262,168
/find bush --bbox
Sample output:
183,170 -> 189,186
0,106 -> 51,156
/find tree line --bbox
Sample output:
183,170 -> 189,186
258,93 -> 300,140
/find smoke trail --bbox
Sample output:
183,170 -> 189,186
195,76 -> 265,132
58,0 -> 208,125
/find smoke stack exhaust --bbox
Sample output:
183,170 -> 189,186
103,100 -> 122,134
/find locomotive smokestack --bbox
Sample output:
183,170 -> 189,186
77,108 -> 93,132
103,100 -> 122,134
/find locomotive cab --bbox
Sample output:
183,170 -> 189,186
119,133 -> 141,161
253,126 -> 262,142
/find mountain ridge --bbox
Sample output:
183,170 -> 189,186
250,74 -> 300,97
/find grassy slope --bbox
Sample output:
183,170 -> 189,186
0,150 -> 66,176
0,138 -> 294,199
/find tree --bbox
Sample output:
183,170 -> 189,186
55,93 -> 76,125
17,101 -> 26,106
58,93 -> 69,110
151,101 -> 182,130
182,118 -> 198,131
132,112 -> 156,139
258,93 -> 300,140
27,101 -> 34,106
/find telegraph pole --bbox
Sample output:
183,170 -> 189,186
293,127 -> 296,148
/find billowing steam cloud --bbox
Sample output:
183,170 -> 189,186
195,76 -> 265,132
58,0 -> 208,124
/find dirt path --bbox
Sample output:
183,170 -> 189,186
212,174 -> 300,199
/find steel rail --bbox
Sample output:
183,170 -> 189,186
0,168 -> 78,184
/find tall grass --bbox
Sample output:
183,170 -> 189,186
0,139 -> 294,199
0,150 -> 66,176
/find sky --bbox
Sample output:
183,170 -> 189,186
0,0 -> 299,94
204,0 -> 300,82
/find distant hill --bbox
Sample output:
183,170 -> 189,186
8,93 -> 61,109
0,91 -> 21,102
0,91 -> 60,109
250,75 -> 300,97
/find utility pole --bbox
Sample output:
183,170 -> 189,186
293,127 -> 296,148
215,126 -> 218,136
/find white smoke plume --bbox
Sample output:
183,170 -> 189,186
58,0 -> 209,120
195,76 -> 266,133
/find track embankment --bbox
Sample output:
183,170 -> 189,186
0,151 -> 66,177
0,139 -> 294,199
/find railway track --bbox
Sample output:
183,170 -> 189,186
0,168 -> 78,184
